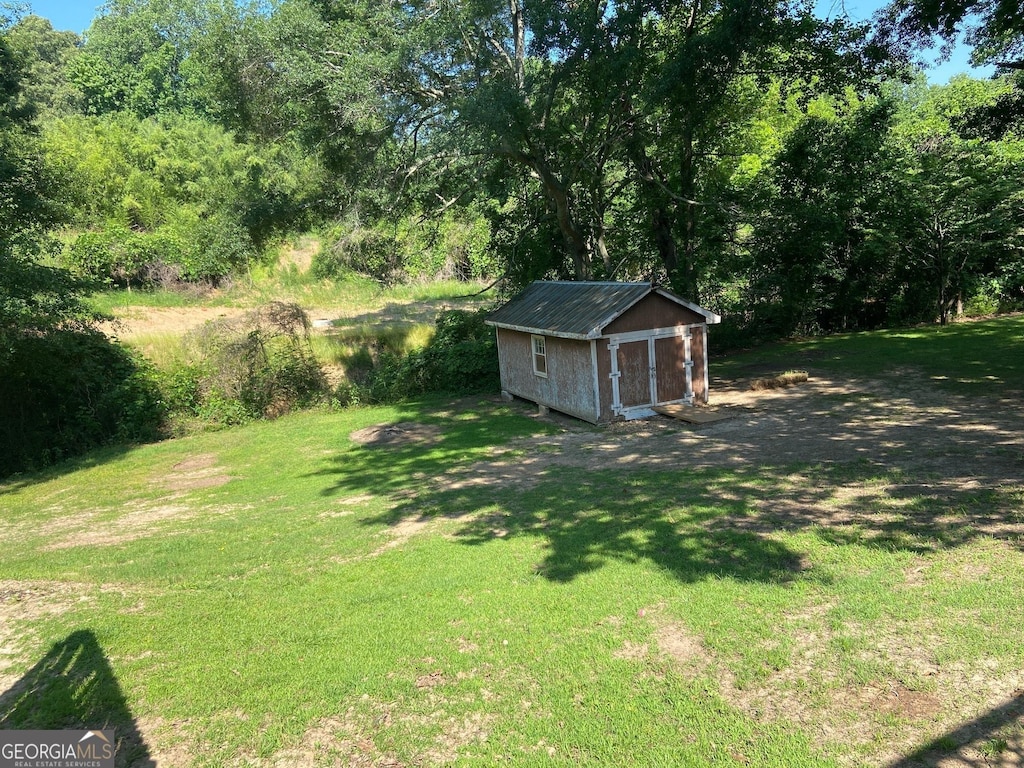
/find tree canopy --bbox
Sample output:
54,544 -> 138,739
0,0 -> 1020,324
1,0 -> 1022,472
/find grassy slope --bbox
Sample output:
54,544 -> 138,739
1,316 -> 1022,766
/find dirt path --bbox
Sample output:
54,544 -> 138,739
446,370 -> 1024,542
103,306 -> 250,338
102,298 -> 472,340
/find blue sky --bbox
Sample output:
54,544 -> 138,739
27,0 -> 99,35
815,0 -> 996,82
28,0 -> 994,84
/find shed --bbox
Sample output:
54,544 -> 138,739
485,281 -> 721,423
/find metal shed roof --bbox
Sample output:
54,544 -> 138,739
485,281 -> 720,340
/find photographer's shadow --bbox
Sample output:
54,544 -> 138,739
0,629 -> 154,767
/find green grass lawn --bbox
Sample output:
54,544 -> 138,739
2,316 -> 1023,766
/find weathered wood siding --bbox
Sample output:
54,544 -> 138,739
691,324 -> 708,403
604,293 -> 705,335
496,328 -> 599,422
654,334 -> 688,403
616,340 -> 652,408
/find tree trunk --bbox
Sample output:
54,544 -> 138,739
542,172 -> 591,280
653,206 -> 678,279
627,133 -> 681,289
498,140 -> 593,279
676,125 -> 699,302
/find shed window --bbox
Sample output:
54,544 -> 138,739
531,335 -> 548,377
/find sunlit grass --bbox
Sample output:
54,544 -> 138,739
310,323 -> 435,368
119,331 -> 191,370
2,395 -> 1022,765
87,287 -> 203,314
6,295 -> 1024,764
714,313 -> 1024,398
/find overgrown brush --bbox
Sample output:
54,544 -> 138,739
353,308 -> 499,403
166,302 -> 328,430
0,328 -> 164,476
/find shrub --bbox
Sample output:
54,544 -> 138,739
361,308 -> 498,402
66,228 -> 185,288
176,213 -> 257,283
312,225 -> 400,284
0,329 -> 165,477
182,302 -> 328,423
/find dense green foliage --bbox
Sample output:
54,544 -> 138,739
1,0 -> 1022,469
360,309 -> 499,403
4,0 -> 1020,324
0,28 -> 163,477
46,113 -> 320,284
738,80 -> 1024,337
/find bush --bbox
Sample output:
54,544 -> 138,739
312,225 -> 400,284
313,209 -> 495,285
180,302 -> 328,424
361,309 -> 498,402
0,329 -> 165,477
176,213 -> 257,283
66,228 -> 185,288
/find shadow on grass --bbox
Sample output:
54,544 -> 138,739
0,630 -> 153,767
308,378 -> 1023,584
334,295 -> 492,331
889,690 -> 1024,767
449,479 -> 809,584
0,443 -> 146,497
715,313 -> 1024,400
308,401 -> 809,585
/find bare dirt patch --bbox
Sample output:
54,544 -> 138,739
38,454 -> 233,550
243,700 -> 496,767
643,611 -> 946,763
104,306 -> 249,340
160,453 -> 232,492
333,516 -> 435,565
639,603 -> 1024,767
350,422 -> 443,447
454,371 -> 1024,543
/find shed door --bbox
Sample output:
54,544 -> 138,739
616,340 -> 654,410
608,328 -> 694,419
654,334 -> 693,403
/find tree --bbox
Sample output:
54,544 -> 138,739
876,0 -> 1024,137
43,112 -> 321,284
370,0 -> 885,296
3,15 -> 82,118
877,0 -> 1023,69
745,99 -> 915,335
886,77 -> 1024,321
67,0 -> 270,123
742,77 -> 1024,337
0,26 -> 162,477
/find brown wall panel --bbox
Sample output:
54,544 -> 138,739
617,340 -> 652,408
654,335 -> 688,403
604,294 -> 705,335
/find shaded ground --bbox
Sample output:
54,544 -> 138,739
352,368 -> 1024,767
3,359 -> 1023,766
448,371 -> 1024,539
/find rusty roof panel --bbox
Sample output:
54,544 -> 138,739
485,281 -> 653,340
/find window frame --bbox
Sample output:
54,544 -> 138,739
531,334 -> 548,378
